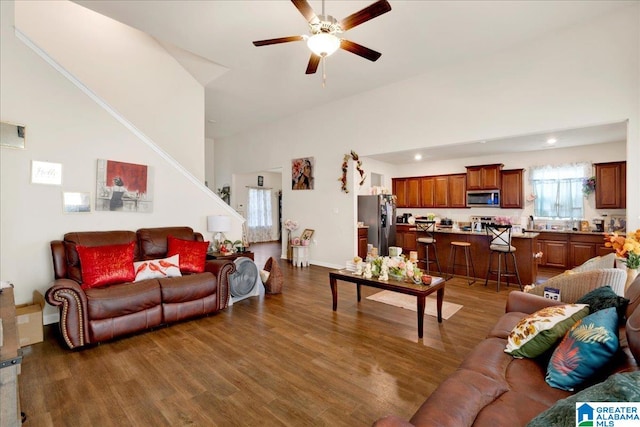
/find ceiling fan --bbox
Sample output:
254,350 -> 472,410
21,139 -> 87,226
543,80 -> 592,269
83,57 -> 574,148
252,0 -> 391,79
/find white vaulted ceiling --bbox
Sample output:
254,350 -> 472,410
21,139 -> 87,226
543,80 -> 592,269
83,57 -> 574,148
73,1 -> 631,142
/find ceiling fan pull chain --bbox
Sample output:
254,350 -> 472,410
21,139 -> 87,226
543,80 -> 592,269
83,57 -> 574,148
322,57 -> 327,88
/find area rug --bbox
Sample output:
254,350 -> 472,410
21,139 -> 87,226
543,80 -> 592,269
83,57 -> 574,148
366,291 -> 463,320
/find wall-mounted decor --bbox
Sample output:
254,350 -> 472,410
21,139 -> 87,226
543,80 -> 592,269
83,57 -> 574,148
0,121 -> 26,149
96,159 -> 153,212
217,186 -> 230,205
31,160 -> 62,185
339,150 -> 366,193
292,157 -> 314,190
300,229 -> 314,241
258,175 -> 264,187
63,192 -> 91,213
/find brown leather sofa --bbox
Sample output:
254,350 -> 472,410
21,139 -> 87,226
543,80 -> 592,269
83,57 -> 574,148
374,275 -> 640,427
46,227 -> 235,349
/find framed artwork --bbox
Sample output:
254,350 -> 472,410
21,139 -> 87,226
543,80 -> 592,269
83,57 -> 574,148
258,175 -> 264,187
292,157 -> 314,190
63,192 -> 91,213
301,229 -> 314,241
96,159 -> 153,212
31,160 -> 62,185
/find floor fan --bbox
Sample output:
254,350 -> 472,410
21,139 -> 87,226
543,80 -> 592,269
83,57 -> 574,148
228,257 -> 264,305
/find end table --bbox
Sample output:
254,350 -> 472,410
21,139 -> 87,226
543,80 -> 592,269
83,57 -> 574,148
291,245 -> 309,267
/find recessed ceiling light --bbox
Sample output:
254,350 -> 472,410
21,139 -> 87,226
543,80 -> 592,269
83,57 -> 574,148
414,154 -> 422,161
546,138 -> 557,145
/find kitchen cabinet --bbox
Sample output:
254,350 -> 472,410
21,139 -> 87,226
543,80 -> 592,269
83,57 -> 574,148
434,176 -> 449,207
419,176 -> 435,207
501,169 -> 524,208
357,227 -> 368,260
393,177 -> 420,208
466,164 -> 503,190
448,174 -> 467,208
537,232 -> 614,269
395,224 -> 417,254
595,161 -> 626,209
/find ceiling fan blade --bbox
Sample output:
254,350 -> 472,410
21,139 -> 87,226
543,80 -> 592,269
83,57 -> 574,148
340,39 -> 382,62
305,54 -> 321,74
253,36 -> 304,47
340,0 -> 391,31
291,0 -> 318,23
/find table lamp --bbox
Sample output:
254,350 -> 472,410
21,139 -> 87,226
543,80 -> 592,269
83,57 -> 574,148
207,215 -> 231,252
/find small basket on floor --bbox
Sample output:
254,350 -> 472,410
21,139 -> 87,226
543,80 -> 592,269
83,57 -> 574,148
263,257 -> 284,294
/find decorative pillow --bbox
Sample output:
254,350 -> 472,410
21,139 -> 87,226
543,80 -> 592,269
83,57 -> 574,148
505,304 -> 590,359
76,241 -> 136,289
133,254 -> 182,282
545,307 -> 619,391
166,236 -> 209,273
526,372 -> 640,427
576,286 -> 629,320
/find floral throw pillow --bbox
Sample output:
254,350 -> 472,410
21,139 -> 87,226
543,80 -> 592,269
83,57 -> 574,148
133,254 -> 182,282
166,236 -> 209,273
76,241 -> 136,289
545,307 -> 619,391
505,304 -> 590,359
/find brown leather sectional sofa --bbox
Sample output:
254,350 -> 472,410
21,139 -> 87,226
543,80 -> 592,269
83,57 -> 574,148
46,227 -> 235,349
374,275 -> 640,427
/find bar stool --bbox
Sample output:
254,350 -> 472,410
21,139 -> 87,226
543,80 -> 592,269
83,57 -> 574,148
415,220 -> 442,275
484,224 -> 522,292
447,241 -> 476,285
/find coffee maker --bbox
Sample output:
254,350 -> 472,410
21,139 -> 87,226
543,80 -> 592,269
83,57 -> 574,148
593,218 -> 605,232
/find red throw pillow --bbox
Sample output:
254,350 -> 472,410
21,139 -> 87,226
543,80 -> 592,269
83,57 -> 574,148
76,241 -> 136,289
166,236 -> 209,273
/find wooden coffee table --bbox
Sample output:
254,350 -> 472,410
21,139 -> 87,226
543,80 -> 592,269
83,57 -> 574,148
329,270 -> 446,338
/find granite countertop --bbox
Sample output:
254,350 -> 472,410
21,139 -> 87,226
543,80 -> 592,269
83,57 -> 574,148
524,229 -> 625,236
410,227 -> 540,239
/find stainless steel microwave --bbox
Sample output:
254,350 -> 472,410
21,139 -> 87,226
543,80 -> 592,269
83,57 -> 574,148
467,190 -> 500,207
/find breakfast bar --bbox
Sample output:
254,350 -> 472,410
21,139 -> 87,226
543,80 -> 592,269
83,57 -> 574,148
415,228 -> 540,285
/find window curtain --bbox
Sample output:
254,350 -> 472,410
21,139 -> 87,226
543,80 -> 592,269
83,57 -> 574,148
247,188 -> 273,242
530,163 -> 590,219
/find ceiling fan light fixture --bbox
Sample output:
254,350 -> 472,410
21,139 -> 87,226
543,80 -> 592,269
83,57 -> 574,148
307,33 -> 340,57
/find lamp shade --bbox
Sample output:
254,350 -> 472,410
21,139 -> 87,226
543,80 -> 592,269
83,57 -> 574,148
307,33 -> 340,57
207,215 -> 231,232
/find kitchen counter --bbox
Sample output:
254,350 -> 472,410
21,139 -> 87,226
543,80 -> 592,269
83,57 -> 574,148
426,228 -> 540,239
524,229 -> 625,236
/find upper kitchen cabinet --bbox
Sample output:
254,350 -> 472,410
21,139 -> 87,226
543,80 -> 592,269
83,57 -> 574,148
393,177 -> 420,208
501,169 -> 524,209
466,164 -> 503,190
448,174 -> 467,208
419,176 -> 435,208
595,161 -> 626,209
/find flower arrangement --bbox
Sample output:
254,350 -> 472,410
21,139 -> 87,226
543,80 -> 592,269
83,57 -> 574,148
284,219 -> 299,232
339,150 -> 366,193
494,216 -> 513,225
387,257 -> 407,278
604,229 -> 640,270
582,176 -> 596,196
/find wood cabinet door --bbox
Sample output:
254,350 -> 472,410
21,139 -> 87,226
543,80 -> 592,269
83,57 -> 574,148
597,245 -> 615,257
420,177 -> 435,208
544,241 -> 568,268
482,165 -> 501,190
501,169 -> 524,208
448,174 -> 467,208
357,228 -> 368,259
595,161 -> 626,209
569,242 -> 596,269
404,230 -> 417,251
466,167 -> 482,190
434,176 -> 449,207
407,178 -> 421,207
393,178 -> 408,208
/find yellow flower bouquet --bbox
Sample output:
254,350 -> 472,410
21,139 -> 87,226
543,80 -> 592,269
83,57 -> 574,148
604,229 -> 640,270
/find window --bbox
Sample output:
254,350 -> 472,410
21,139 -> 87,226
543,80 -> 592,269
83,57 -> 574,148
530,163 -> 590,219
247,188 -> 273,242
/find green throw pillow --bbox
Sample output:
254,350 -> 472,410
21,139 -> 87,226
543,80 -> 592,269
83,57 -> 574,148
505,304 -> 590,359
576,286 -> 629,321
527,372 -> 640,427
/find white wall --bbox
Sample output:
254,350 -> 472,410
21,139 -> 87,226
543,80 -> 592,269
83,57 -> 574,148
0,1 -> 240,321
14,0 -> 206,181
216,4 -> 639,268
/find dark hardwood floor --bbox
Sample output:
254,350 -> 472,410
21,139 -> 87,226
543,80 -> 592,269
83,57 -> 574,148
19,242 -> 554,426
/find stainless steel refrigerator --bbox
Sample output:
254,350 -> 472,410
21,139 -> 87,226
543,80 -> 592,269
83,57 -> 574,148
357,195 -> 396,257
